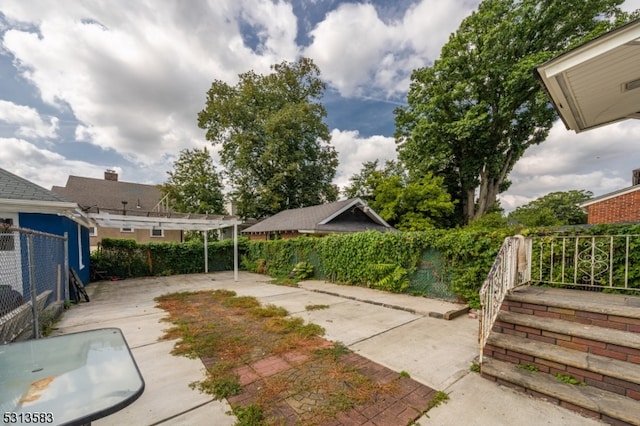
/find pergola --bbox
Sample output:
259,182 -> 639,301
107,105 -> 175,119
88,210 -> 244,281
535,18 -> 640,133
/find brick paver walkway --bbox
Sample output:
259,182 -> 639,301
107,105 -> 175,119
227,342 -> 437,425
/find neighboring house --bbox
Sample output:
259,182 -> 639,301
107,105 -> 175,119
580,169 -> 640,224
52,170 -> 182,249
0,168 -> 91,286
242,198 -> 394,240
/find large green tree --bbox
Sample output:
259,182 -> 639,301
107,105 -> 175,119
343,159 -> 404,202
395,0 -> 633,225
197,58 -> 338,219
161,147 -> 225,214
507,189 -> 593,227
344,160 -> 454,230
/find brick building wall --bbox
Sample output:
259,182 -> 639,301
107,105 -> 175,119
586,189 -> 640,224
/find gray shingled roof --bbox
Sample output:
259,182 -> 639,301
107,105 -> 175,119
579,184 -> 640,208
52,175 -> 163,213
242,198 -> 391,234
0,168 -> 71,203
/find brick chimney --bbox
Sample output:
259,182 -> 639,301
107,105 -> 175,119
633,168 -> 640,186
104,169 -> 118,181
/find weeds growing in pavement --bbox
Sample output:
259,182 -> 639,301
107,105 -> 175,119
427,391 -> 450,411
231,404 -> 265,426
518,364 -> 539,373
305,304 -> 329,311
156,290 -> 439,425
555,374 -> 586,386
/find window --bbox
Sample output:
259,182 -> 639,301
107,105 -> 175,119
120,226 -> 133,233
0,218 -> 14,251
150,228 -> 164,237
89,226 -> 98,237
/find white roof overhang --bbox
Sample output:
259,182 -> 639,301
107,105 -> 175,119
535,18 -> 640,133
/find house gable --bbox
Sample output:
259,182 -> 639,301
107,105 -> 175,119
242,198 -> 393,238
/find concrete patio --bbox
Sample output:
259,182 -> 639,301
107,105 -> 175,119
51,272 -> 605,425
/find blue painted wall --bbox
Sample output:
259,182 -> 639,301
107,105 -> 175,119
19,213 -> 91,286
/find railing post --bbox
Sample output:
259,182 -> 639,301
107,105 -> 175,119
64,232 -> 69,301
27,233 -> 39,339
479,235 -> 531,368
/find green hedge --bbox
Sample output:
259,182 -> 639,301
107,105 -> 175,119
91,237 -> 249,278
90,224 -> 640,309
242,229 -> 515,307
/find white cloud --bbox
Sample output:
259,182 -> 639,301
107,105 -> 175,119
239,0 -> 299,58
330,128 -> 397,190
0,0 -> 298,165
0,138 -> 103,188
304,3 -> 391,97
1,0 -> 637,214
0,0 -> 475,190
0,100 -> 58,139
500,120 -> 640,211
304,0 -> 478,98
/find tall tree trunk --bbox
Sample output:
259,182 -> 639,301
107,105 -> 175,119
473,149 -> 515,221
464,188 -> 475,223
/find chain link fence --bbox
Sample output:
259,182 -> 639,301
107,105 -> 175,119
0,226 -> 68,344
407,249 -> 457,301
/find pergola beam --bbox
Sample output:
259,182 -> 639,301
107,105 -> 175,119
88,211 -> 242,281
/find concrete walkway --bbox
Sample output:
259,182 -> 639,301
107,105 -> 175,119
51,272 -> 604,425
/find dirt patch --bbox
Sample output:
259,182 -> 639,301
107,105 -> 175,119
156,290 -> 438,425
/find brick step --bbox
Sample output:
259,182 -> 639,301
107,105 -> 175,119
504,287 -> 640,332
485,332 -> 640,391
481,358 -> 640,426
495,310 -> 640,353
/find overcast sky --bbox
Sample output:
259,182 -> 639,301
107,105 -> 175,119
1,0 -> 639,212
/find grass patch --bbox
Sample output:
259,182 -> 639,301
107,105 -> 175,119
400,370 -> 411,378
265,316 -> 325,337
192,374 -> 242,399
470,362 -> 480,373
156,290 -> 417,425
232,404 -> 266,426
314,341 -> 350,360
269,275 -> 299,287
223,295 -> 261,309
305,304 -> 329,311
250,304 -> 288,318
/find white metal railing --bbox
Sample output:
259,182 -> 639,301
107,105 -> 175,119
479,235 -> 531,366
531,235 -> 640,292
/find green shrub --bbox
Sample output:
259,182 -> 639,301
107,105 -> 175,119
292,261 -> 314,279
